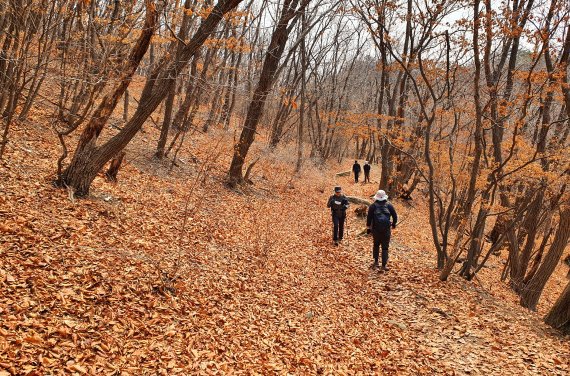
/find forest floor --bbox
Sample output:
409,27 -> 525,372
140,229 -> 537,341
1,117 -> 569,375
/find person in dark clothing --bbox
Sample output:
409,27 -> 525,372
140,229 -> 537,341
366,190 -> 397,271
327,186 -> 349,245
352,161 -> 361,183
363,161 -> 371,183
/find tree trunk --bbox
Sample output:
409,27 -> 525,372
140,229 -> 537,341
510,190 -> 545,289
458,0 -> 485,277
222,48 -> 242,130
123,89 -> 129,122
171,48 -> 207,132
155,0 -> 194,158
544,280 -> 570,334
346,196 -> 372,206
379,137 -> 391,190
105,151 -> 126,182
520,207 -> 570,311
295,11 -> 307,173
227,0 -> 303,186
58,0 -> 158,192
59,0 -> 243,196
155,81 -> 176,158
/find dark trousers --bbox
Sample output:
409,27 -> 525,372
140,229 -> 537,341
364,172 -> 370,183
354,172 -> 360,183
372,229 -> 391,266
332,215 -> 345,241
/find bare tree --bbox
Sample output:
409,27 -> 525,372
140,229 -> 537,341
58,0 -> 244,196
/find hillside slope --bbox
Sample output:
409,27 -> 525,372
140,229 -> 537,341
1,121 -> 569,375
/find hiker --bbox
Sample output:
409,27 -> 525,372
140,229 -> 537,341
363,161 -> 371,183
366,190 -> 397,271
352,161 -> 361,183
327,186 -> 349,245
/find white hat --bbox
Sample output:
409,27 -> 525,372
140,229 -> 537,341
374,190 -> 388,201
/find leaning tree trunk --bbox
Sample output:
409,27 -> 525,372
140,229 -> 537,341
544,280 -> 570,334
59,0 -> 243,196
227,0 -> 303,186
520,207 -> 570,311
58,0 -> 158,192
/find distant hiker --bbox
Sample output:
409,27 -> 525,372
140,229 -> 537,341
363,161 -> 371,183
366,190 -> 397,271
352,161 -> 361,183
327,186 -> 349,245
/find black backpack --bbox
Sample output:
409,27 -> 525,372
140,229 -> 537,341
373,202 -> 391,229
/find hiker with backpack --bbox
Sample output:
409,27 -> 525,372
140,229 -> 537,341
363,161 -> 371,183
327,186 -> 349,245
366,190 -> 398,271
352,161 -> 361,183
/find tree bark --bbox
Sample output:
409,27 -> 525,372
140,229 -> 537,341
227,0 -> 306,186
58,0 -> 159,191
155,81 -> 176,158
123,89 -> 129,123
544,280 -> 570,334
520,207 -> 570,311
59,0 -> 244,196
295,10 -> 307,173
105,151 -> 126,182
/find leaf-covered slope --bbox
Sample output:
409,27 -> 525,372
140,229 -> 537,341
0,122 -> 568,375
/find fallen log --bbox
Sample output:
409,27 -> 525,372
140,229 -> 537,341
346,196 -> 372,206
335,170 -> 351,177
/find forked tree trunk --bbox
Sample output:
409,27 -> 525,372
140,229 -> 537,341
57,0 -> 158,192
171,48 -> 207,132
510,190 -> 545,289
59,0 -> 243,196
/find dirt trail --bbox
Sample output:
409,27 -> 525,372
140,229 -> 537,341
305,173 -> 569,375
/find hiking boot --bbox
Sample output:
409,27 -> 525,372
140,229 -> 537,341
381,266 -> 390,272
369,262 -> 379,270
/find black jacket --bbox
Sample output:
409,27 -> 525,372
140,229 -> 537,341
352,163 -> 361,173
327,194 -> 349,217
363,164 -> 371,173
367,200 -> 397,231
